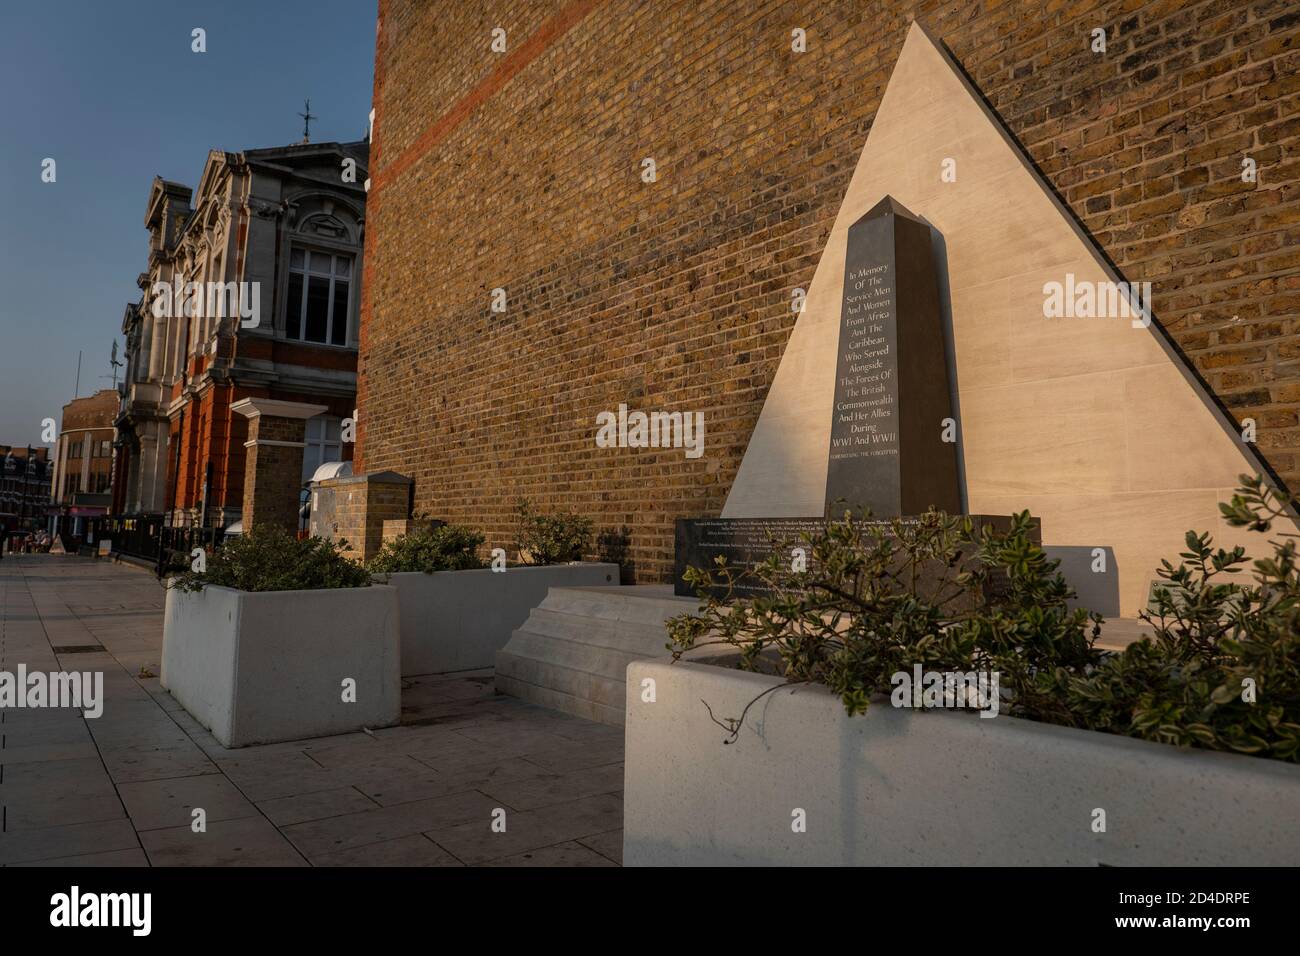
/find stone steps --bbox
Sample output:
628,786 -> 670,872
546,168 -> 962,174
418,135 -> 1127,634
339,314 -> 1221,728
495,586 -> 700,726
494,585 -> 1157,721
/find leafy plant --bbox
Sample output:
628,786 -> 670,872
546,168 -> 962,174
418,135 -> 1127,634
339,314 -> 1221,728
669,480 -> 1300,762
669,510 -> 1101,733
369,522 -> 485,573
169,525 -> 371,592
515,499 -> 592,565
1070,474 -> 1300,760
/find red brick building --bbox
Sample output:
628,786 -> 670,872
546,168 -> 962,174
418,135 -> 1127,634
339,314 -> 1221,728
356,1 -> 1300,583
113,139 -> 368,532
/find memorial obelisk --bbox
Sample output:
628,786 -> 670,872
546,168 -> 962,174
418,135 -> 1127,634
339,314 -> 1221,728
824,196 -> 960,517
674,195 -> 985,596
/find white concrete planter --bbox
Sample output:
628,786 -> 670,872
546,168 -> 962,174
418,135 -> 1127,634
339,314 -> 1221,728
162,584 -> 400,748
378,563 -> 619,676
624,659 -> 1300,866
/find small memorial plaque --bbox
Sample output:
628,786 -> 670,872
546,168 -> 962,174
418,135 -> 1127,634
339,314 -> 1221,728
674,515 -> 1038,603
675,517 -> 826,599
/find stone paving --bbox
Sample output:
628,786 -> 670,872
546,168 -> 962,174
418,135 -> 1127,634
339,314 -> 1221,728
0,555 -> 624,866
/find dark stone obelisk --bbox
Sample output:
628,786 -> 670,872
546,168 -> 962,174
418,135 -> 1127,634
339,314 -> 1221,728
671,195 -> 999,599
824,196 -> 961,517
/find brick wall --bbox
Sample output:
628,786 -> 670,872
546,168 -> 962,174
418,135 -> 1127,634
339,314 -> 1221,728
310,473 -> 411,561
359,0 -> 1300,584
61,390 -> 119,432
241,413 -> 309,532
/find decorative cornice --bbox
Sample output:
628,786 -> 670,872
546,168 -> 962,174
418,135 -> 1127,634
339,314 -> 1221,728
243,439 -> 306,449
230,398 -> 328,420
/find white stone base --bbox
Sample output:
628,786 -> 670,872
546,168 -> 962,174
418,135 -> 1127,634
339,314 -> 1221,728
624,657 -> 1300,866
162,584 -> 400,748
379,563 -> 619,676
496,585 -> 699,726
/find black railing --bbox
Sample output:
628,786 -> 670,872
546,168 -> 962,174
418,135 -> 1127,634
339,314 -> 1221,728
86,514 -> 163,560
157,524 -> 226,574
85,515 -> 224,573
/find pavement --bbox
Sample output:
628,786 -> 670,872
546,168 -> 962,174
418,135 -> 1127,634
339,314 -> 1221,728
0,554 -> 624,866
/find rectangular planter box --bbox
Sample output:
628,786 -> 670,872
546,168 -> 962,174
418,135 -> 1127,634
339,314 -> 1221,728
162,584 -> 400,748
379,562 -> 619,676
624,658 -> 1300,866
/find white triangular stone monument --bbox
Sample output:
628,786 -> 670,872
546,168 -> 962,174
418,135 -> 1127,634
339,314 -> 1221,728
723,22 -> 1271,617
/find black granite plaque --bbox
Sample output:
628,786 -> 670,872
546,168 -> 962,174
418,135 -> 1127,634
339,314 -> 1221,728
825,196 -> 960,518
674,515 -> 1038,602
674,517 -> 826,599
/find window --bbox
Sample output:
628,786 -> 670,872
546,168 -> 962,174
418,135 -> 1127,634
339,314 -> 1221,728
302,416 -> 343,481
68,441 -> 83,459
285,249 -> 351,346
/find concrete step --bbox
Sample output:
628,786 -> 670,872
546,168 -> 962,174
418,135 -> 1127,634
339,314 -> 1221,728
494,672 -> 625,727
498,627 -> 652,682
537,584 -> 701,624
495,585 -> 698,726
495,650 -> 627,712
517,607 -> 674,653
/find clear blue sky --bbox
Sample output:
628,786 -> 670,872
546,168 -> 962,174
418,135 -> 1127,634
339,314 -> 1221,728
0,0 -> 377,446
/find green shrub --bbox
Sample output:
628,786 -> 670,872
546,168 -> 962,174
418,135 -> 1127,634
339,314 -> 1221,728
515,499 -> 592,565
1074,474 -> 1299,760
670,510 -> 1101,733
369,523 -> 485,573
169,525 -> 371,593
669,479 -> 1300,762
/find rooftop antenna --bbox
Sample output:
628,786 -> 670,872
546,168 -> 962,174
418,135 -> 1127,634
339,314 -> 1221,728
105,341 -> 125,389
74,350 -> 82,397
298,98 -> 317,144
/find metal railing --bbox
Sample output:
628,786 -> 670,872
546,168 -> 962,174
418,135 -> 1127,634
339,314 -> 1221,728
85,515 -> 224,573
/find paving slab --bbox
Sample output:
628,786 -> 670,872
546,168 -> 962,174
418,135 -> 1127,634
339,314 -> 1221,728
520,739 -> 627,774
425,793 -> 625,865
140,815 -> 307,866
281,789 -> 501,857
576,828 -> 623,864
2,790 -> 125,830
309,833 -> 464,867
98,743 -> 220,783
117,774 -> 261,831
478,762 -> 625,811
8,847 -> 151,867
480,840 -> 619,867
0,740 -> 100,765
257,786 -> 379,827
1,556 -> 626,866
354,755 -> 547,807
0,818 -> 140,865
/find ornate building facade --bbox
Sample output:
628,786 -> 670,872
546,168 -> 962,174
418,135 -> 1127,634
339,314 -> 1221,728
113,139 -> 368,530
0,445 -> 52,536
